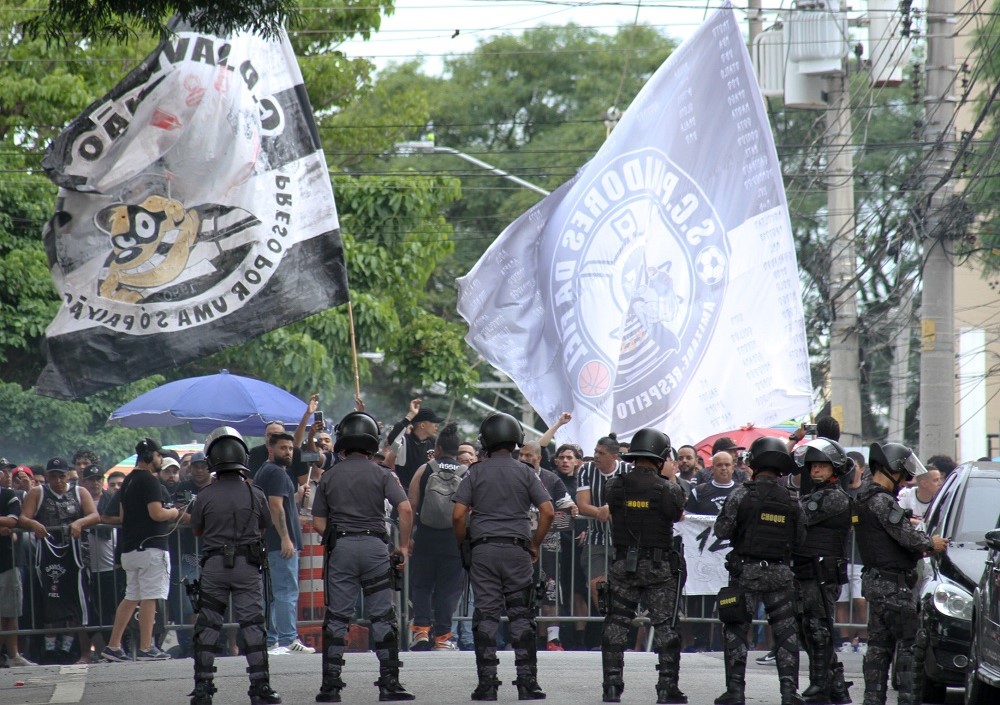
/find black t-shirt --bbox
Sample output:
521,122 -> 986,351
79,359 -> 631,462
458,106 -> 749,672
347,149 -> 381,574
0,487 -> 21,572
119,468 -> 169,552
248,444 -> 308,485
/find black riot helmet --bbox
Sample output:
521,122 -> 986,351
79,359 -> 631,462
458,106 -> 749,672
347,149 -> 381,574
622,429 -> 671,466
794,438 -> 854,478
334,412 -> 380,455
204,426 -> 249,473
869,442 -> 925,479
478,413 -> 524,453
747,436 -> 797,476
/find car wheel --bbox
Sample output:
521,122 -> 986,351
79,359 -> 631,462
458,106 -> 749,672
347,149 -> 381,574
966,635 -> 1000,705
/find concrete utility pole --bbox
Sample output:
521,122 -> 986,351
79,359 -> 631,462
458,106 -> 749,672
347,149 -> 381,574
826,73 -> 864,446
918,0 -> 957,457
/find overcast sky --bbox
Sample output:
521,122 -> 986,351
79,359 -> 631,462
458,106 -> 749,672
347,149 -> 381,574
336,1 -> 762,75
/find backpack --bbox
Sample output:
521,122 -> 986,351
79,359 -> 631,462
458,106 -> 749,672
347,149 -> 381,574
420,459 -> 465,529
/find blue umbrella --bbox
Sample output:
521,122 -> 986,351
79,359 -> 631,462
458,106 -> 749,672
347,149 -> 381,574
108,370 -> 307,435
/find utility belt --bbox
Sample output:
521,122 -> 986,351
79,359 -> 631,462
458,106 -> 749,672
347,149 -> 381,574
729,553 -> 788,573
471,536 -> 528,550
863,566 -> 917,589
201,542 -> 264,568
613,545 -> 671,562
792,555 -> 848,585
335,529 -> 388,542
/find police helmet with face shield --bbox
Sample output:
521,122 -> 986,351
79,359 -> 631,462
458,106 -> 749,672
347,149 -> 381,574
747,436 -> 797,476
204,426 -> 249,473
478,413 -> 524,452
794,438 -> 854,478
622,429 -> 671,465
334,412 -> 381,455
869,442 -> 926,479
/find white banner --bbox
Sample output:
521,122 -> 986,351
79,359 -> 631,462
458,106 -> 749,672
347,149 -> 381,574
457,4 -> 810,448
678,514 -> 730,595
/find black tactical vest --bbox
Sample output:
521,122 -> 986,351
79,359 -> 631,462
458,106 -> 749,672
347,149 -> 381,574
798,486 -> 852,558
607,470 -> 677,550
854,485 -> 920,571
733,481 -> 796,561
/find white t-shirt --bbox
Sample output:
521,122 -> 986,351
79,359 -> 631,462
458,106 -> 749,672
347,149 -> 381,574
897,486 -> 931,519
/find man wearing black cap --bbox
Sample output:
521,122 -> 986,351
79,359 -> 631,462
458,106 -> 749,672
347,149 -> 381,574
695,438 -> 750,485
101,438 -> 181,662
386,398 -> 442,490
19,456 -> 100,663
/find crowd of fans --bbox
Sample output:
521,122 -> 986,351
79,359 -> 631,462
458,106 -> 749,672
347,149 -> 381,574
0,400 -> 964,666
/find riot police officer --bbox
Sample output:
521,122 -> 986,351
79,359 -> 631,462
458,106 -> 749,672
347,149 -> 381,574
599,428 -> 687,704
187,427 -> 280,705
452,413 -> 554,701
714,436 -> 807,705
854,443 -> 947,705
792,439 -> 855,704
312,412 -> 414,703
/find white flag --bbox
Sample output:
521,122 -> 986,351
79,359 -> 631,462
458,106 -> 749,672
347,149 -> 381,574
457,5 -> 811,447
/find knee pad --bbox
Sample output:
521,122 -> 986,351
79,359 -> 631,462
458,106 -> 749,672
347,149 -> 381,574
239,614 -> 266,629
505,585 -> 535,623
195,611 -> 223,631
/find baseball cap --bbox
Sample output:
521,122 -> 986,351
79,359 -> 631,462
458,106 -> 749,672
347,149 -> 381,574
0,458 -> 14,469
711,437 -> 744,454
46,457 -> 69,473
81,464 -> 104,480
412,408 -> 443,424
160,457 -> 180,471
190,451 -> 208,464
13,465 -> 32,477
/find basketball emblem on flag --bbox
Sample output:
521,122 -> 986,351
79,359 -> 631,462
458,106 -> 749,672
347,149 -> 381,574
579,360 -> 611,397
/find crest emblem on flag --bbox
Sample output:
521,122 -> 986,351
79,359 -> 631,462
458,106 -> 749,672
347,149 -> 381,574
36,22 -> 348,399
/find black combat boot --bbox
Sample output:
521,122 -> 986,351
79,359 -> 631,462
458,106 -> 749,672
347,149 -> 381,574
316,676 -> 346,703
189,680 -> 216,705
714,660 -> 745,705
602,649 -> 625,703
248,680 -> 282,705
471,675 -> 501,701
779,675 -> 805,705
375,658 -> 415,701
829,663 -> 853,704
513,673 -> 546,700
655,649 -> 687,704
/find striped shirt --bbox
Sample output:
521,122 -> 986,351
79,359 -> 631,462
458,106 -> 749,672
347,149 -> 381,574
577,459 -> 630,545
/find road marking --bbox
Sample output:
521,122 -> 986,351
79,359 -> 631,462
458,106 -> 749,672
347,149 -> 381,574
50,664 -> 87,703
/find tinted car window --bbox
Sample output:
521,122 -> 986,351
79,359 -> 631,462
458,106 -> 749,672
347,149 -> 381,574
950,476 -> 1000,544
924,471 -> 958,535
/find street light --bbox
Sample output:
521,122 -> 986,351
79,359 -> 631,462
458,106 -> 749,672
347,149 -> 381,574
394,140 -> 551,197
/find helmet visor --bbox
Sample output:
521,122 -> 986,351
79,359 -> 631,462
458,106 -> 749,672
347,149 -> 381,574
793,439 -> 845,468
904,454 -> 928,478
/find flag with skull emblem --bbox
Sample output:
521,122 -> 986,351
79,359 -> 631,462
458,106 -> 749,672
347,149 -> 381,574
457,5 -> 811,446
36,21 -> 347,399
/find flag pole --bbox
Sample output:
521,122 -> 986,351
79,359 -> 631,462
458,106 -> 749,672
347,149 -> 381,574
347,301 -> 361,400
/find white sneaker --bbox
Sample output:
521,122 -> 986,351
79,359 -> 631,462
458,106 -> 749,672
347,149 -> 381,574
267,646 -> 289,656
287,639 -> 315,654
9,654 -> 37,666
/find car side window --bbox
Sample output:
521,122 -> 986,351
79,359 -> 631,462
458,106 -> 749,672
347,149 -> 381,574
923,470 -> 957,535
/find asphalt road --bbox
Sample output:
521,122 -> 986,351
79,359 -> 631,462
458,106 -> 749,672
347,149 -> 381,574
0,650 -> 964,705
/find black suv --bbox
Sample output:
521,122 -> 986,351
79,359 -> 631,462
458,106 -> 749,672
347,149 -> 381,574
916,463 -> 1000,702
967,528 -> 1000,705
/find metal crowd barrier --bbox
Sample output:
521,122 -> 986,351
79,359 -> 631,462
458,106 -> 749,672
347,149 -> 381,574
0,518 -> 869,659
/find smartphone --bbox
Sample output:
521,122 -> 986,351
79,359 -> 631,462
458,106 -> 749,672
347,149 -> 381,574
805,423 -> 817,435
315,411 -> 324,425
